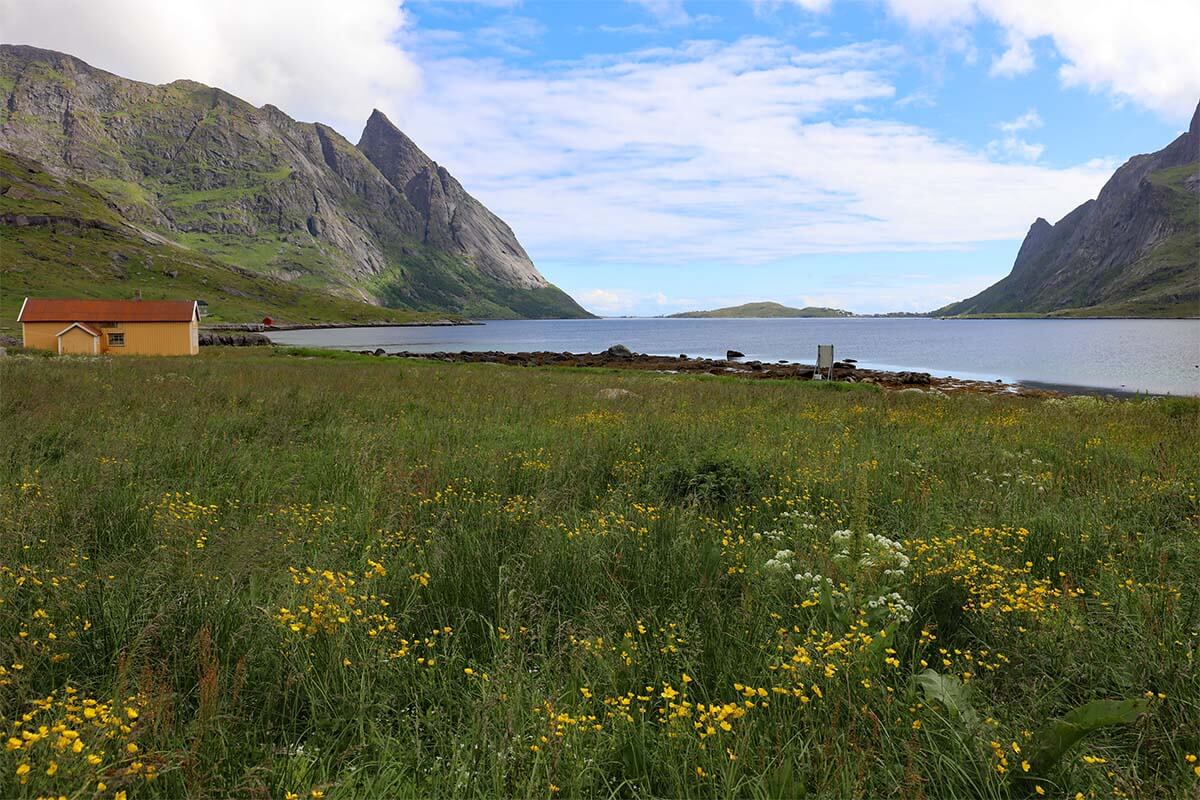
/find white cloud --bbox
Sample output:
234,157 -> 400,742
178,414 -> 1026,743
881,0 -> 1200,120
627,0 -> 693,27
578,289 -> 628,314
411,0 -> 523,6
0,0 -> 419,134
398,38 -> 1108,268
475,16 -> 546,55
577,288 -> 679,314
989,31 -> 1033,77
752,0 -> 834,13
989,137 -> 1044,162
998,108 -> 1042,133
990,108 -> 1044,161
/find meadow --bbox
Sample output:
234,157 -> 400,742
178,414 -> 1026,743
0,349 -> 1197,799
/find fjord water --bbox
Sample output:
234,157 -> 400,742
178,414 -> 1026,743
269,318 -> 1200,396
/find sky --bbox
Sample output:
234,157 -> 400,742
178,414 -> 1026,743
4,0 -> 1199,315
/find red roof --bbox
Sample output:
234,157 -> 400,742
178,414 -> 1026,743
18,298 -> 198,323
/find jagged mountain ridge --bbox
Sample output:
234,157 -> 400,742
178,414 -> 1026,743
0,44 -> 590,318
936,102 -> 1200,317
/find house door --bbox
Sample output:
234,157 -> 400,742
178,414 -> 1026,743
58,327 -> 98,354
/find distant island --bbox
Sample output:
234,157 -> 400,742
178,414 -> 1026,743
667,301 -> 854,318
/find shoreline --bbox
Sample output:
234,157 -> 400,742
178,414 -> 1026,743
361,347 -> 1070,397
203,319 -> 480,332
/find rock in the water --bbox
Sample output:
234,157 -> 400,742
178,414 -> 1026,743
597,388 -> 640,400
727,349 -> 745,359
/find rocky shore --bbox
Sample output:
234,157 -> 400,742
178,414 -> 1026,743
198,331 -> 273,347
362,344 -> 1059,397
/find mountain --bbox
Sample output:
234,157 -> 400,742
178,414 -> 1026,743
0,149 -> 453,332
936,102 -> 1200,318
668,301 -> 853,318
0,44 -> 591,319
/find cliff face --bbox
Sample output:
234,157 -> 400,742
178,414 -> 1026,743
937,102 -> 1199,317
0,44 -> 590,318
358,110 -> 547,291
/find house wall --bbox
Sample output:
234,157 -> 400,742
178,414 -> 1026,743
23,320 -> 199,356
22,323 -> 65,351
98,321 -> 198,356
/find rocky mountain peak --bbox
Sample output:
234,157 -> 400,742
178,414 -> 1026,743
358,108 -> 439,187
357,108 -> 551,291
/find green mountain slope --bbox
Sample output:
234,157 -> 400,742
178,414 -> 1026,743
936,102 -> 1200,318
0,149 -> 453,334
668,301 -> 853,318
0,44 -> 591,319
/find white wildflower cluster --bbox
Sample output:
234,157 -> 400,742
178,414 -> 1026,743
780,510 -> 818,531
830,529 -> 855,564
867,592 -> 914,624
752,529 -> 786,543
831,530 -> 910,577
793,571 -> 833,589
763,549 -> 795,572
865,533 -> 910,577
971,469 -> 1048,492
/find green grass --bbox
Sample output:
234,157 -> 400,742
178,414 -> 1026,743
86,178 -> 153,212
1,351 -> 1197,798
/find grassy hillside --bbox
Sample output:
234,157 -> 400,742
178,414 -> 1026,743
669,301 -> 853,318
0,150 -> 460,334
1,350 -> 1197,798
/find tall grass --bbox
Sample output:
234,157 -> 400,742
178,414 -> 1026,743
1,349 -> 1197,798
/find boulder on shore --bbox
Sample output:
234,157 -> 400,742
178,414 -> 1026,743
727,349 -> 745,359
605,344 -> 633,358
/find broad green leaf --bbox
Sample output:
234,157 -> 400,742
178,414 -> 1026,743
914,669 -> 981,730
1024,698 -> 1150,776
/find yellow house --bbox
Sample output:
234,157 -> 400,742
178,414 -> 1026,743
18,297 -> 200,356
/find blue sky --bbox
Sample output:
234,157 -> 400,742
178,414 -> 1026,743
8,0 -> 1199,314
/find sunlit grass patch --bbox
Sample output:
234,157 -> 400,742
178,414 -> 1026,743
1,351 -> 1197,798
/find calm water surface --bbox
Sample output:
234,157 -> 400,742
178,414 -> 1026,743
269,318 -> 1200,396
